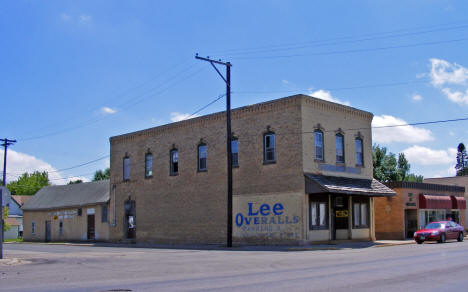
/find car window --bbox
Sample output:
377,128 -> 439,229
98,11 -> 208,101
425,223 -> 441,229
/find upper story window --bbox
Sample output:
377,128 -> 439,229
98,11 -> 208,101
198,144 -> 207,171
170,149 -> 178,175
31,221 -> 36,234
123,156 -> 130,180
145,153 -> 153,177
101,205 -> 108,223
232,139 -> 239,167
335,134 -> 345,163
314,130 -> 324,161
264,132 -> 276,163
355,138 -> 363,166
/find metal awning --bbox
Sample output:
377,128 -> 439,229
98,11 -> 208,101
419,194 -> 452,209
451,196 -> 466,210
304,173 -> 396,197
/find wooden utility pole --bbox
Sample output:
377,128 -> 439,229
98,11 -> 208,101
195,54 -> 233,247
0,138 -> 16,259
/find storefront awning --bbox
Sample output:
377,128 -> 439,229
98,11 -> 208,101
451,196 -> 466,210
419,194 -> 452,209
304,173 -> 396,197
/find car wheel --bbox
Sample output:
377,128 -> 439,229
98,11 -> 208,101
457,232 -> 464,242
416,240 -> 423,244
438,233 -> 446,243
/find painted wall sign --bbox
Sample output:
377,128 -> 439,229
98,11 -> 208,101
235,202 -> 299,232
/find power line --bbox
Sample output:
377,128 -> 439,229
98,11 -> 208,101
230,37 -> 468,60
212,23 -> 468,57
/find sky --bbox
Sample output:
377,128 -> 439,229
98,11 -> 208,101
1,1 -> 468,184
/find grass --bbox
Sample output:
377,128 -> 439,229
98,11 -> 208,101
4,238 -> 24,243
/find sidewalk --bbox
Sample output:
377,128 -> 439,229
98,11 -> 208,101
4,239 -> 415,251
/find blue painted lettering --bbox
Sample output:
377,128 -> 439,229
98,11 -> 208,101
259,204 -> 270,216
245,217 -> 252,225
248,203 -> 259,216
273,203 -> 284,215
235,213 -> 243,227
254,217 -> 259,225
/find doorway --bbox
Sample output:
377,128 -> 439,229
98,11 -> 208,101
405,209 -> 418,239
124,199 -> 136,239
87,214 -> 95,240
331,195 -> 349,240
45,220 -> 51,242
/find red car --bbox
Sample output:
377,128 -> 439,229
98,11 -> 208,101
414,221 -> 465,244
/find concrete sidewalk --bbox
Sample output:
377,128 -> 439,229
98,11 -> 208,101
4,239 -> 415,251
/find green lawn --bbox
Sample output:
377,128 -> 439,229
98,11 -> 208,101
4,238 -> 23,243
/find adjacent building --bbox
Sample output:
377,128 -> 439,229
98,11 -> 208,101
375,181 -> 466,240
22,180 -> 110,242
108,94 -> 395,245
4,195 -> 32,239
424,176 -> 468,227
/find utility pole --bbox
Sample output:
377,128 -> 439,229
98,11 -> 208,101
0,138 -> 16,259
195,54 -> 233,247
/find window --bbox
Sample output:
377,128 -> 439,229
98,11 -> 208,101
264,133 -> 276,163
123,156 -> 130,181
198,144 -> 207,171
59,221 -> 63,236
232,139 -> 239,167
353,198 -> 369,228
101,205 -> 108,223
355,138 -> 363,166
335,134 -> 345,163
310,196 -> 328,230
77,208 -> 82,216
145,153 -> 153,177
314,130 -> 324,161
31,221 -> 36,234
170,149 -> 178,175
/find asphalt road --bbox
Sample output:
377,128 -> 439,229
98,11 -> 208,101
2,241 -> 468,292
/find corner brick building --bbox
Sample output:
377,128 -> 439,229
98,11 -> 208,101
108,94 -> 394,245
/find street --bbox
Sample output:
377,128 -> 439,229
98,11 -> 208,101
1,241 -> 468,291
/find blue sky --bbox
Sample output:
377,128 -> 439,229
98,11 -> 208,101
1,1 -> 468,183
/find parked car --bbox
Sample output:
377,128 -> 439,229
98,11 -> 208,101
413,221 -> 465,244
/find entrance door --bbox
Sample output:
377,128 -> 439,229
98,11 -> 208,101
405,209 -> 418,239
332,195 -> 349,240
87,214 -> 95,240
45,221 -> 51,242
124,199 -> 136,239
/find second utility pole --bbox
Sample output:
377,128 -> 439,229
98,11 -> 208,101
195,54 -> 233,247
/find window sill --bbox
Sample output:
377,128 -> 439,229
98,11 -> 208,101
232,165 -> 239,168
309,226 -> 329,231
314,159 -> 325,163
145,175 -> 153,179
197,169 -> 207,173
263,160 -> 276,165
169,173 -> 179,177
355,164 -> 365,168
123,179 -> 131,183
352,226 -> 369,229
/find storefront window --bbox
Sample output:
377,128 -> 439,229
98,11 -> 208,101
353,197 -> 369,228
310,196 -> 328,230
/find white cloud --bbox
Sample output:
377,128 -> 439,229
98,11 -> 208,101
66,176 -> 90,184
282,80 -> 290,84
441,88 -> 468,105
402,146 -> 457,165
449,131 -> 455,136
170,112 -> 198,122
308,89 -> 350,106
80,14 -> 92,23
61,13 -> 72,22
429,58 -> 468,86
411,93 -> 422,102
101,107 -> 117,115
433,166 -> 457,178
372,115 -> 433,144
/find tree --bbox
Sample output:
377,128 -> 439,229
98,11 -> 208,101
68,179 -> 83,184
93,168 -> 110,181
455,143 -> 468,176
3,206 -> 11,232
7,171 -> 50,196
373,144 -> 422,183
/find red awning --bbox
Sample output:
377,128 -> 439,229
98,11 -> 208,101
451,196 -> 467,210
419,194 -> 452,209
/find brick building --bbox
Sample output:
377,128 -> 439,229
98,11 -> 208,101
22,180 -> 110,242
375,181 -> 466,240
109,94 -> 395,245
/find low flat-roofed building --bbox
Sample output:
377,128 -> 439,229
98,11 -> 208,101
22,180 -> 110,242
375,181 -> 466,240
109,94 -> 395,245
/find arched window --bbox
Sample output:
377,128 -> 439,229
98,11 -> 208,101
145,153 -> 153,177
314,130 -> 324,161
198,143 -> 207,171
355,138 -> 363,166
123,156 -> 130,181
335,134 -> 345,163
264,132 -> 276,163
